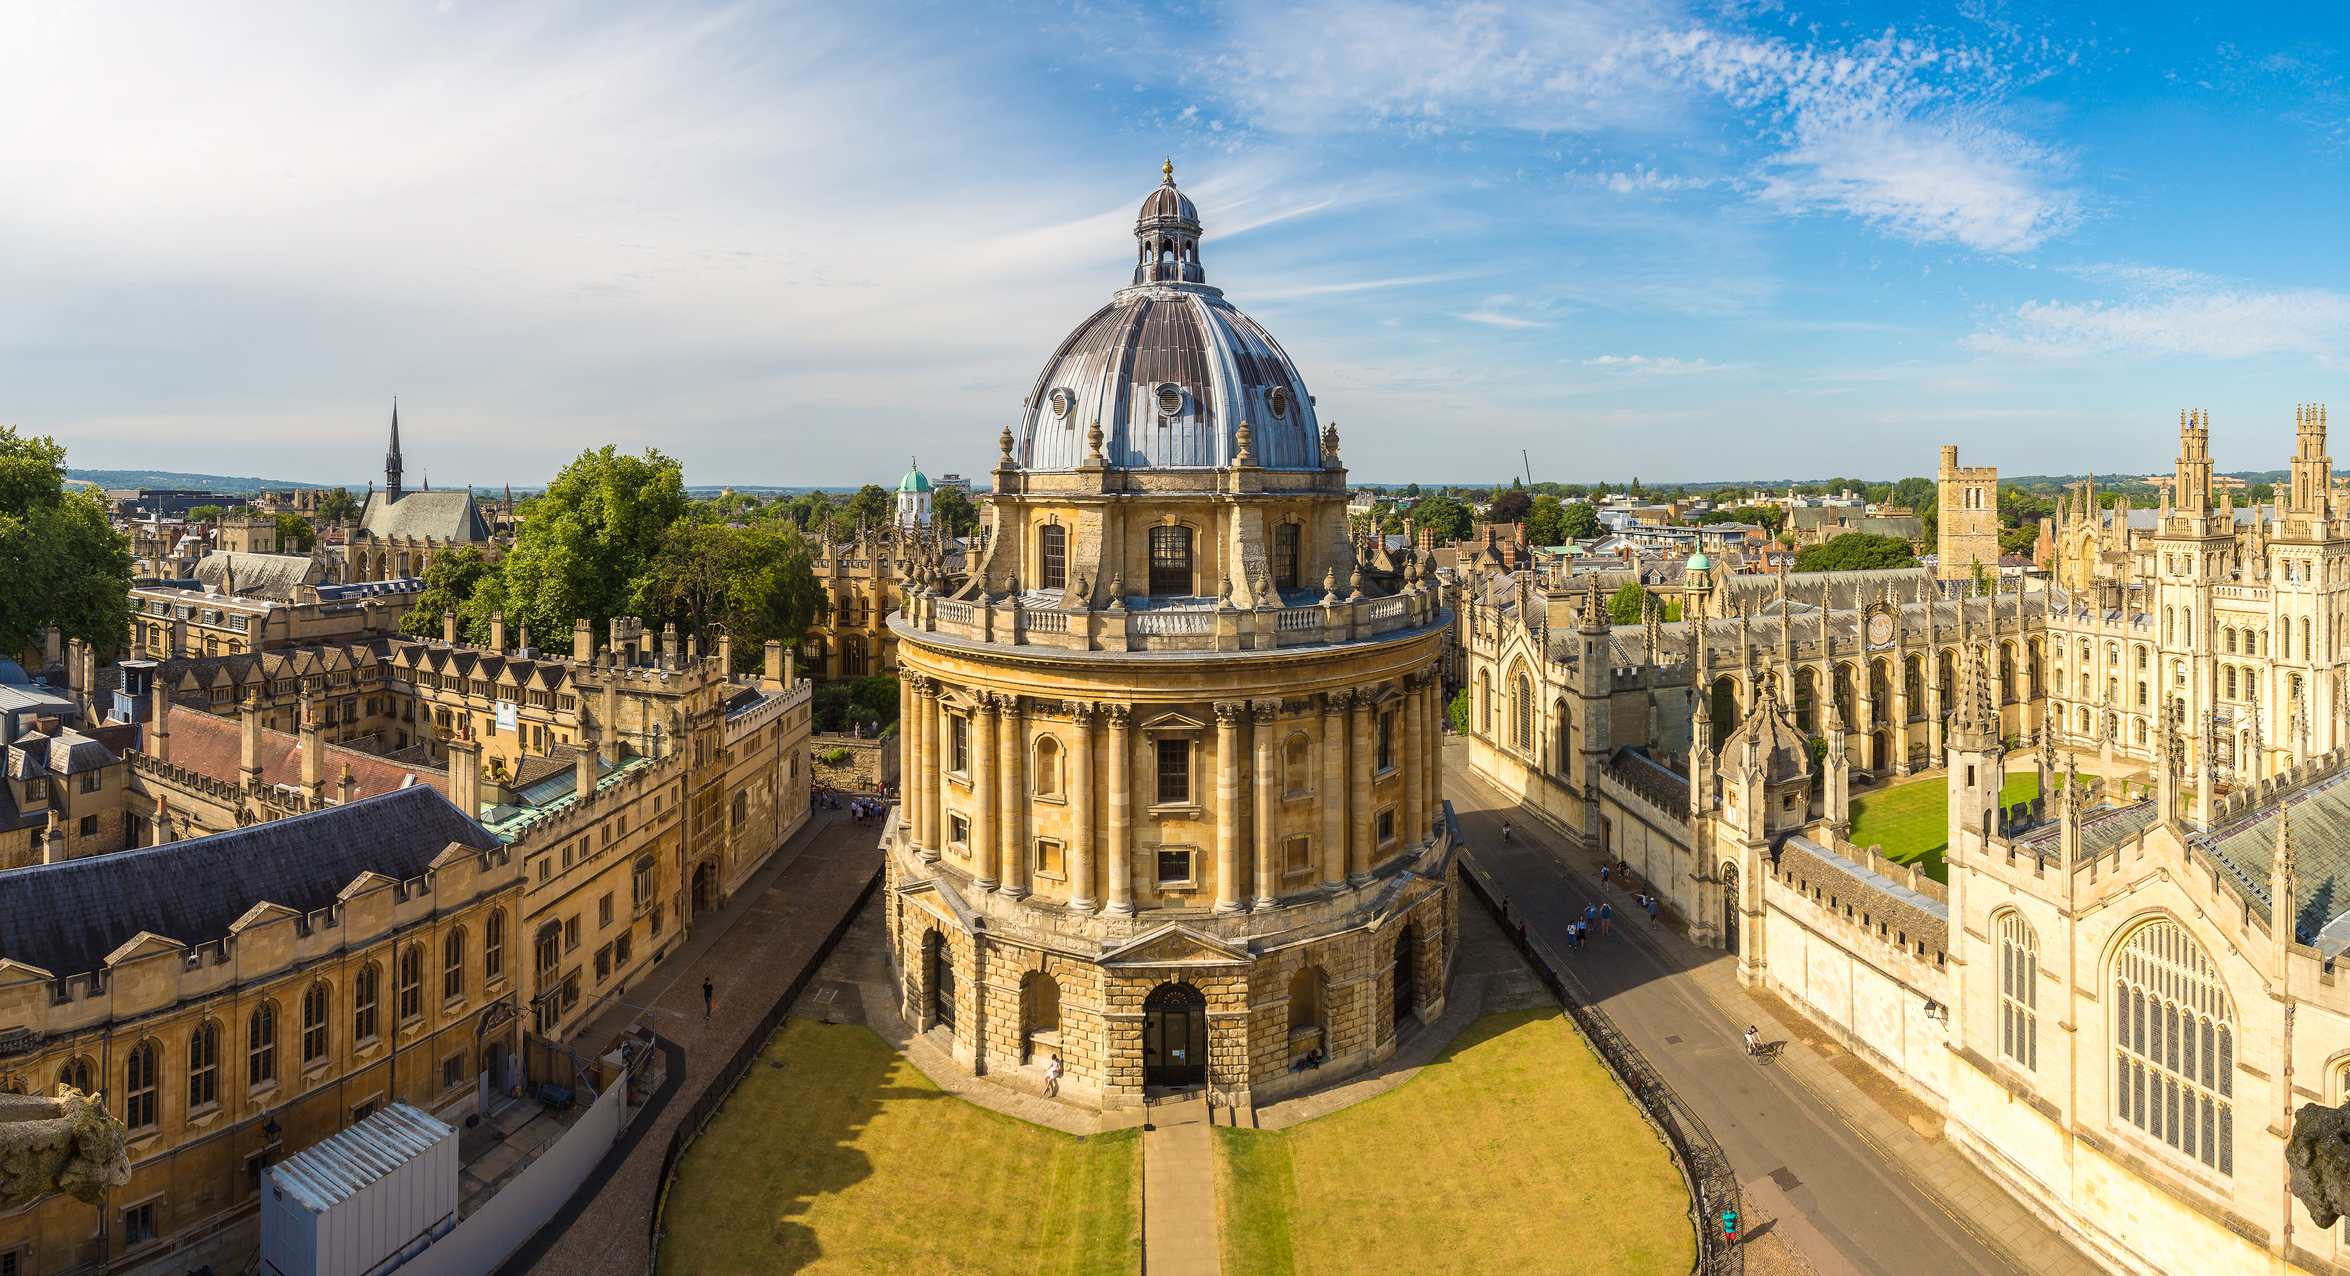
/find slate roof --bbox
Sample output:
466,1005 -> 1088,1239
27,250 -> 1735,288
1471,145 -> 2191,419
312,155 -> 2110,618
0,785 -> 498,980
193,551 -> 322,600
2202,767 -> 2350,938
356,490 -> 492,544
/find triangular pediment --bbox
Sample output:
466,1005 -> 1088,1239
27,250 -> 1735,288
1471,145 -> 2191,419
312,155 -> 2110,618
892,875 -> 981,934
105,931 -> 188,967
1138,711 -> 1207,732
337,871 -> 400,901
1100,924 -> 1250,967
0,957 -> 55,986
230,900 -> 301,933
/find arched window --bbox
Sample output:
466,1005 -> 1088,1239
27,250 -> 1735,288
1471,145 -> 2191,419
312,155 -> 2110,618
124,1042 -> 158,1131
1149,526 -> 1194,596
444,928 -> 466,1000
2114,920 -> 2233,1175
1273,523 -> 1300,590
485,911 -> 505,983
189,1021 -> 219,1109
249,1003 -> 277,1085
58,1056 -> 91,1094
1998,912 -> 2037,1071
1478,673 -> 1491,734
2225,666 -> 2238,699
1038,524 -> 1067,592
354,964 -> 380,1042
398,944 -> 424,1020
1513,674 -> 1532,749
1035,737 -> 1062,797
302,982 -> 330,1065
2224,627 -> 2237,654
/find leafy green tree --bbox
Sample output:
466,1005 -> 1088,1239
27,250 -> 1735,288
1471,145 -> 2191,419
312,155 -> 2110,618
2247,482 -> 2276,506
400,545 -> 493,636
275,514 -> 317,552
186,504 -> 225,523
785,491 -> 832,532
1412,494 -> 1473,543
1609,582 -> 1648,626
830,484 -> 894,539
1487,489 -> 1532,524
1558,502 -> 1603,541
1793,533 -> 1918,573
1403,483 -> 1421,498
463,445 -> 690,645
317,487 -> 360,523
0,426 -> 133,656
931,485 -> 979,537
725,526 -> 829,669
1524,495 -> 1566,547
1448,689 -> 1469,735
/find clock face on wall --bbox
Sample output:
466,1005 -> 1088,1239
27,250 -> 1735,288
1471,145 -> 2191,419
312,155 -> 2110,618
1868,612 -> 1895,647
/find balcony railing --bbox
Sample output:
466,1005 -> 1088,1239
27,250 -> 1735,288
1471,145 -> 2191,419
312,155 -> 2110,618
898,586 -> 1446,654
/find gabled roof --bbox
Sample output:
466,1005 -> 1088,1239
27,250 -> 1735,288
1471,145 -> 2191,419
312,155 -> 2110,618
159,710 -> 445,796
356,490 -> 491,544
0,785 -> 499,980
194,551 -> 322,600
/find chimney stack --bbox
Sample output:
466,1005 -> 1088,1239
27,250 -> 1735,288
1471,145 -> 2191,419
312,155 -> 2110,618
43,810 -> 65,865
574,619 -> 594,662
149,795 -> 173,847
337,762 -> 356,806
240,694 -> 263,791
763,640 -> 784,691
300,694 -> 324,804
446,717 -> 483,820
489,610 -> 507,652
576,717 -> 601,804
443,611 -> 457,645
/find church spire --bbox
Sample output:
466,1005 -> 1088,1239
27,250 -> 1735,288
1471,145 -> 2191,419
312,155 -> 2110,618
386,399 -> 404,500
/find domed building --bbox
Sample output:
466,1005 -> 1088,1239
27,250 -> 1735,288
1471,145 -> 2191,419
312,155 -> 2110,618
885,162 -> 1457,1110
896,458 -> 932,529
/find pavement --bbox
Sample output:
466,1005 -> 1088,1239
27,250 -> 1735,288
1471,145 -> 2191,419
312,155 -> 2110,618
1142,1094 -> 1222,1276
517,803 -> 886,1276
1445,739 -> 2107,1276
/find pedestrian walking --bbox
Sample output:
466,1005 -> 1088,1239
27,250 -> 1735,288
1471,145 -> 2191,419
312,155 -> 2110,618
1600,864 -> 1610,889
1501,819 -> 1512,842
703,978 -> 715,1020
1516,920 -> 1527,948
1600,903 -> 1612,936
1501,895 -> 1511,922
1647,894 -> 1660,927
1044,1054 -> 1063,1098
1583,904 -> 1597,927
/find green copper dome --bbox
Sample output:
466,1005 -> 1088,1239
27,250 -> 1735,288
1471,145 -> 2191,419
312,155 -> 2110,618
897,460 -> 932,494
1687,551 -> 1710,571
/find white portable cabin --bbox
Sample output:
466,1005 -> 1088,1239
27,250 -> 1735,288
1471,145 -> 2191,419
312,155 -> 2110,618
260,1101 -> 459,1276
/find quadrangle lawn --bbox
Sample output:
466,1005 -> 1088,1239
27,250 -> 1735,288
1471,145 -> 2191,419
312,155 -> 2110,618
1848,771 -> 2049,882
657,1018 -> 1140,1276
1214,1007 -> 1693,1276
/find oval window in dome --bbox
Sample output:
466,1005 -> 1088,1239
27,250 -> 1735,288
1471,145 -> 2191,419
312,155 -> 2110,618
1157,384 -> 1184,416
1268,387 -> 1288,419
1049,388 -> 1072,419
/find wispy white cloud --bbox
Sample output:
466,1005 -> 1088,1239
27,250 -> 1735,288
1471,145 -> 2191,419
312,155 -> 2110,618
1581,355 -> 1725,373
1456,311 -> 1549,329
1967,277 -> 2350,358
1574,165 -> 1716,193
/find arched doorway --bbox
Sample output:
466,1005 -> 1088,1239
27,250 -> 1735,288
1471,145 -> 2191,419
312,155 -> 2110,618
1392,926 -> 1417,1026
1142,982 -> 1207,1089
1722,864 -> 1740,955
926,932 -> 956,1030
1021,971 -> 1061,1063
691,862 -> 716,913
1870,729 -> 1891,773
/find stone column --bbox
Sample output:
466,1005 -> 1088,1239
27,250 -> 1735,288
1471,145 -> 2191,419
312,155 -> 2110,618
918,679 -> 942,861
974,694 -> 1000,890
1069,702 -> 1096,912
1213,701 -> 1245,913
1251,701 -> 1278,908
1403,675 -> 1425,846
1001,695 -> 1028,899
1104,705 -> 1133,915
1349,689 -> 1374,884
1320,692 -> 1349,891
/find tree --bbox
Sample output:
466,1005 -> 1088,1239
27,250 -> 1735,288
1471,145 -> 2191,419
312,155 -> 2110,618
1404,483 -> 1421,498
0,426 -> 133,657
653,518 -> 745,638
464,445 -> 691,645
1793,533 -> 1917,573
831,484 -> 894,539
1525,495 -> 1566,547
1609,582 -> 1648,626
931,485 -> 980,537
400,545 -> 493,636
1448,689 -> 1469,735
725,526 -> 829,670
1558,502 -> 1603,541
316,487 -> 359,523
2247,482 -> 2276,506
1412,494 -> 1473,543
1487,490 -> 1532,524
186,504 -> 225,523
275,514 -> 317,552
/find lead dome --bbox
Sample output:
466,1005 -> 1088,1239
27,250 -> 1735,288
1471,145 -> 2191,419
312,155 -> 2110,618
1017,161 -> 1322,472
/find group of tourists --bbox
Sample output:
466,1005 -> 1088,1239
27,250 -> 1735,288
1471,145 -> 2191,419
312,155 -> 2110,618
811,782 -> 892,826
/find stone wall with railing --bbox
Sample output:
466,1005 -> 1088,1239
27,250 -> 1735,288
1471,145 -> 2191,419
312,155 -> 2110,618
906,584 -> 1444,654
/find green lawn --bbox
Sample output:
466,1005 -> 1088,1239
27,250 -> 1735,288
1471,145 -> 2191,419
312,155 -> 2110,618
658,1018 -> 1140,1275
1214,1008 -> 1692,1276
1848,772 -> 2051,882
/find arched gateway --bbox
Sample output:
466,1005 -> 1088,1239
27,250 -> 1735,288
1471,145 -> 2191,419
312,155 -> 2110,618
1143,982 -> 1208,1089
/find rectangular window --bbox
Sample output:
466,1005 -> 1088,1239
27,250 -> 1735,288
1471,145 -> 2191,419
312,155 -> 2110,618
1156,849 -> 1192,886
78,815 -> 97,837
1274,523 -> 1299,590
616,932 -> 632,967
80,771 -> 101,794
1283,836 -> 1311,874
1157,739 -> 1190,805
1039,524 -> 1067,592
951,716 -> 970,772
1378,712 -> 1394,770
1378,809 -> 1395,843
599,894 -> 613,929
443,1054 -> 465,1090
595,945 -> 612,983
949,814 -> 970,848
1035,839 -> 1064,876
1149,525 -> 1193,596
123,1202 -> 157,1246
564,916 -> 580,952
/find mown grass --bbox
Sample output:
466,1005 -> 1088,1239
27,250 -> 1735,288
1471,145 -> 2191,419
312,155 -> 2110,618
1848,770 -> 2050,882
658,1018 -> 1139,1276
1214,1007 -> 1691,1276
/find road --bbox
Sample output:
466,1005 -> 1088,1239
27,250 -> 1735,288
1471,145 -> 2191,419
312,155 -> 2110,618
1444,748 -> 2103,1276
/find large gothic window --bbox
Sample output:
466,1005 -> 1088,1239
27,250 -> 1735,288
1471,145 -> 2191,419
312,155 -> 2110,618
1998,912 -> 2037,1071
1149,526 -> 1194,596
1512,674 -> 1532,750
2114,920 -> 2232,1176
1038,524 -> 1067,592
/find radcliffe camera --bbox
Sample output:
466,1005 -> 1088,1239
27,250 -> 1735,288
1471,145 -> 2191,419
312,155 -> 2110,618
0,5 -> 2337,1276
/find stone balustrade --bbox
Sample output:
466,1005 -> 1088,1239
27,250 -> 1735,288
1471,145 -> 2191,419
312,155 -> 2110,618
897,582 -> 1445,654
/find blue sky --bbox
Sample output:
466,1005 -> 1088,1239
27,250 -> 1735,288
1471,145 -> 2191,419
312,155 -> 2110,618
4,1 -> 2346,489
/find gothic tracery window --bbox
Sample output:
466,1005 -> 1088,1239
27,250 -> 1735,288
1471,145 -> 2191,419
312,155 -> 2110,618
1998,912 -> 2038,1072
2114,920 -> 2232,1176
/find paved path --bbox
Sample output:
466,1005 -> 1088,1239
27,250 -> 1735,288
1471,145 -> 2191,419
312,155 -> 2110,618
1445,743 -> 2104,1276
1143,1094 -> 1221,1276
518,806 -> 885,1276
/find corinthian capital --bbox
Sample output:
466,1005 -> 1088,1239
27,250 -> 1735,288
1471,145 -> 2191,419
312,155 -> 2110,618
1213,700 -> 1248,727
